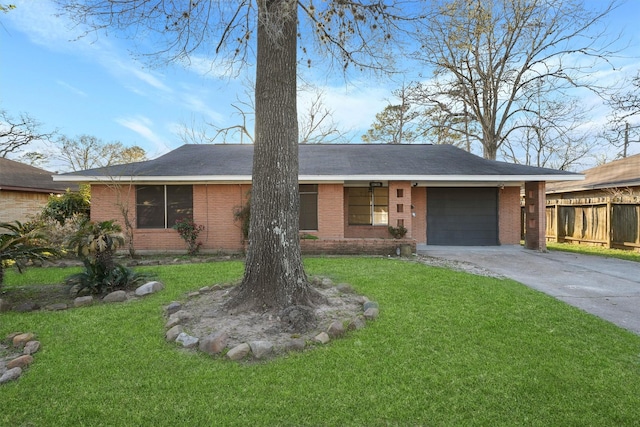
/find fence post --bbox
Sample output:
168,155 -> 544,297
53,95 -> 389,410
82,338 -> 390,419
554,203 -> 560,242
606,201 -> 612,249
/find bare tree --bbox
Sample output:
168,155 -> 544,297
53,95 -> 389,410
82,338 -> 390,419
55,134 -> 146,172
604,70 -> 640,158
501,81 -> 597,170
60,0 -> 422,314
178,81 -> 347,145
0,109 -> 57,159
362,84 -> 421,144
410,0 -> 622,160
298,84 -> 348,144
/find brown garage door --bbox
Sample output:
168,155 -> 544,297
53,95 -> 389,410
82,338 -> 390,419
427,187 -> 498,246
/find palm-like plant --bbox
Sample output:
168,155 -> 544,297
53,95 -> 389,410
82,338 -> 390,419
0,221 -> 58,289
66,219 -> 148,295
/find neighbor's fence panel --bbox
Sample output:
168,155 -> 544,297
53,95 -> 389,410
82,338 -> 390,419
545,199 -> 640,250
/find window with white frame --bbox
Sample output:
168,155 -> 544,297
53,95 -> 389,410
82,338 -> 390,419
348,187 -> 388,225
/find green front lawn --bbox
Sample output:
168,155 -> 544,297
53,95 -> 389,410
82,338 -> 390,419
1,258 -> 639,426
547,241 -> 640,262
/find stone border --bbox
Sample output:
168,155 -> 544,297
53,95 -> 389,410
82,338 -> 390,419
163,277 -> 380,362
0,332 -> 41,385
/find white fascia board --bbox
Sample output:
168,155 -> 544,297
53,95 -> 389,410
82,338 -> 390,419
53,173 -> 583,184
300,174 -> 584,182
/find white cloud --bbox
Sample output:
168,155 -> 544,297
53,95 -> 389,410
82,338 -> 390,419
56,80 -> 88,97
115,116 -> 171,155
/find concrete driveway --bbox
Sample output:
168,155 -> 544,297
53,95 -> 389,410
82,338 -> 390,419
417,245 -> 640,336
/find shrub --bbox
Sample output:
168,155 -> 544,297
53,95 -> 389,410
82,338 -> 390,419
388,225 -> 408,239
0,221 -> 59,289
66,259 -> 150,295
65,219 -> 148,295
173,217 -> 205,255
42,188 -> 90,226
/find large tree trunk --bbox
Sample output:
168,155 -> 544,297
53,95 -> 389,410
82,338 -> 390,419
226,0 -> 321,313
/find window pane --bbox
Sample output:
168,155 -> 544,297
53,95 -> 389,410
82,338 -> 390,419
373,187 -> 388,225
136,185 -> 164,229
167,185 -> 193,227
300,192 -> 318,230
348,188 -> 372,225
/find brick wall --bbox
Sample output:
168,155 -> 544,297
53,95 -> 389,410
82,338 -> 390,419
411,187 -> 427,244
499,186 -> 521,245
388,181 -> 412,237
301,238 -> 416,256
0,190 -> 50,223
316,184 -> 344,239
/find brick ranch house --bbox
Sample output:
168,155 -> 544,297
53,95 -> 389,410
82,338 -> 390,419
0,157 -> 76,224
53,144 -> 582,254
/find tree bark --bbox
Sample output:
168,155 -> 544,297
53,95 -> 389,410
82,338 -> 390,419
226,0 -> 321,313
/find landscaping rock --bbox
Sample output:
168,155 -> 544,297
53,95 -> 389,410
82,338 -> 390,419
12,333 -> 34,349
327,321 -> 345,338
14,302 -> 40,312
45,303 -> 68,311
74,296 -> 94,308
363,301 -> 379,311
187,291 -> 200,298
363,307 -> 379,320
0,367 -> 22,384
103,290 -> 127,303
176,333 -> 199,349
199,286 -> 212,293
336,283 -> 355,293
164,317 -> 181,329
23,341 -> 41,355
170,310 -> 193,322
165,301 -> 182,315
199,332 -> 228,355
347,315 -> 366,331
314,332 -> 330,344
284,338 -> 306,352
226,343 -> 251,361
7,355 -> 33,369
249,341 -> 274,359
135,281 -> 164,296
165,325 -> 184,342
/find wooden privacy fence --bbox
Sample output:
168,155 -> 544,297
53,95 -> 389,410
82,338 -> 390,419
544,198 -> 640,250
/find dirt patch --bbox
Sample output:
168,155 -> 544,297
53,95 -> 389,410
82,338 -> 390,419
175,279 -> 369,354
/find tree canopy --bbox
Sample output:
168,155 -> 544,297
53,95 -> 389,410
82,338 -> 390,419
409,0 -> 622,160
59,0 -> 425,314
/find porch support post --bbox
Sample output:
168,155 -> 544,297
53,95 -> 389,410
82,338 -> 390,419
524,181 -> 547,251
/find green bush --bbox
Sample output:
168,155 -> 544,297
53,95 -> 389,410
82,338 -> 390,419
0,221 -> 58,288
42,188 -> 90,226
66,219 -> 149,295
66,259 -> 149,295
173,217 -> 205,255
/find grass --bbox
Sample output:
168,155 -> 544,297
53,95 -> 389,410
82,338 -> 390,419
547,241 -> 640,262
1,258 -> 640,426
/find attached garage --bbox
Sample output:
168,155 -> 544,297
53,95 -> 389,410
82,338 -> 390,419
427,187 -> 499,246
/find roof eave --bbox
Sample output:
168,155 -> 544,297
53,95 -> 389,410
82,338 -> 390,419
53,173 -> 584,184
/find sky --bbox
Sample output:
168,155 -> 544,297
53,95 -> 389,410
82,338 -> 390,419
1,0 -> 639,172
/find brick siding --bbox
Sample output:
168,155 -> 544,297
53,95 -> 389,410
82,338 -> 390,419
0,190 -> 50,223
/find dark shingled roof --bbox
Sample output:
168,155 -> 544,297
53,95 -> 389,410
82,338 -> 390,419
57,144 -> 581,181
547,153 -> 640,194
0,157 -> 74,193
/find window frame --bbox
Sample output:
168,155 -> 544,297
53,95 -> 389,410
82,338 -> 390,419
135,184 -> 194,229
299,184 -> 318,231
348,186 -> 389,226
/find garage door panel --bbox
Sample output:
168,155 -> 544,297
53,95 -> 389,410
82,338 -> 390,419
427,188 -> 498,246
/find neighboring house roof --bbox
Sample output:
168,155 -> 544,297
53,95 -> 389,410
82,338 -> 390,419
54,143 -> 583,185
0,157 -> 74,193
546,153 -> 640,195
